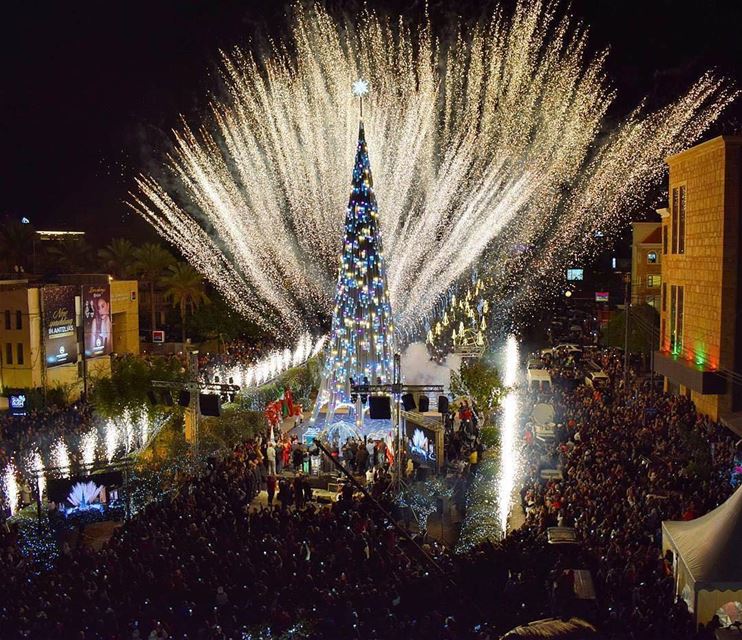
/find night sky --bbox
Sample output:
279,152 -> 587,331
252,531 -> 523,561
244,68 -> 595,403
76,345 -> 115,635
2,0 -> 742,243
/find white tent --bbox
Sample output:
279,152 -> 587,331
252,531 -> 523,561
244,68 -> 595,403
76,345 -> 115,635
662,486 -> 742,625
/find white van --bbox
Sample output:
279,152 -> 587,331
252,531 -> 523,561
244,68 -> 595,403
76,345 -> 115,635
526,368 -> 552,393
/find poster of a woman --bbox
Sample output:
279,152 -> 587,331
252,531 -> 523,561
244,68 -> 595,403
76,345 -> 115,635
84,285 -> 112,356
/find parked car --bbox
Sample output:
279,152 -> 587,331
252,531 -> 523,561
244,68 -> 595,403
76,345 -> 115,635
584,361 -> 609,388
527,368 -> 553,393
526,357 -> 545,371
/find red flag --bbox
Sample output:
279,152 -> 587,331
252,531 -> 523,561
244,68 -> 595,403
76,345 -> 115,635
285,388 -> 294,415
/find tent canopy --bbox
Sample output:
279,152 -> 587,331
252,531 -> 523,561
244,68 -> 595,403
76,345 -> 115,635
500,616 -> 598,639
662,485 -> 742,587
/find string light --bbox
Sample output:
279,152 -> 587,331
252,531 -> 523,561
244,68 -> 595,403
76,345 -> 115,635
311,116 -> 394,424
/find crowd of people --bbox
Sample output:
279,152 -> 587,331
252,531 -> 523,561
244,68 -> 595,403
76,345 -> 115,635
3,333 -> 742,638
1,404 -> 97,513
0,438 -> 503,639
1,404 -> 94,454
518,346 -> 741,638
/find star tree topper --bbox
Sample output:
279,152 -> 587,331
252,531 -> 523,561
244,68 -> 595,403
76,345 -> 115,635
352,78 -> 369,117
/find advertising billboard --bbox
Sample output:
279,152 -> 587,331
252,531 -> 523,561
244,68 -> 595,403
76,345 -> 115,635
9,393 -> 28,415
566,268 -> 584,281
595,291 -> 610,303
83,285 -> 112,357
42,285 -> 79,368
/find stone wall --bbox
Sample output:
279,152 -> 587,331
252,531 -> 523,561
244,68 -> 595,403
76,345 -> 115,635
662,136 -> 742,420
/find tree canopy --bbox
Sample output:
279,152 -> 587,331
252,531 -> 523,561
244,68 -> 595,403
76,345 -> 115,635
601,303 -> 659,355
450,358 -> 505,426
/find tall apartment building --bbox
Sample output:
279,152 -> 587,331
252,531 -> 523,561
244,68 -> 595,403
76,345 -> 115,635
654,135 -> 742,431
631,221 -> 662,308
0,276 -> 139,402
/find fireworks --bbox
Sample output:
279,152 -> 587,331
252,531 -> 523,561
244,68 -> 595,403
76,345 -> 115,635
81,430 -> 97,467
2,462 -> 20,515
51,439 -> 71,476
456,336 -> 524,551
30,450 -> 46,499
130,0 -> 735,342
497,336 -> 522,534
204,333 -> 325,388
105,418 -> 120,462
138,412 -> 150,448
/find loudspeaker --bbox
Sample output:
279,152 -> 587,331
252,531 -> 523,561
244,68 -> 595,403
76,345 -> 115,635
401,393 -> 416,411
368,395 -> 391,419
199,393 -> 221,417
418,395 -> 430,412
437,395 -> 449,414
178,391 -> 191,407
147,390 -> 158,406
161,390 -> 174,406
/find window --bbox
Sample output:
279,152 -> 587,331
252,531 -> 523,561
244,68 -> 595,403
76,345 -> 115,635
4,310 -> 9,330
678,185 -> 686,254
16,310 -> 22,330
677,286 -> 684,352
566,268 -> 584,281
671,185 -> 686,254
647,251 -> 658,264
663,225 -> 668,255
5,343 -> 12,365
647,275 -> 661,288
662,282 -> 667,312
669,285 -> 684,355
16,343 -> 23,365
671,188 -> 679,253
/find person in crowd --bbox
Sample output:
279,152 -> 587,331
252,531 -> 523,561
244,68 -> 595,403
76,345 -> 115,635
266,474 -> 277,506
294,472 -> 305,509
266,441 -> 277,476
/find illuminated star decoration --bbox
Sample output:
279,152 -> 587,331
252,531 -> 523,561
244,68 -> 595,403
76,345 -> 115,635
352,78 -> 369,97
352,79 -> 369,118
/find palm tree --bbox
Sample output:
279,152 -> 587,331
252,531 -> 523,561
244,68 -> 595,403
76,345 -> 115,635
162,262 -> 210,344
46,237 -> 93,273
133,243 -> 175,332
97,238 -> 136,278
0,219 -> 35,273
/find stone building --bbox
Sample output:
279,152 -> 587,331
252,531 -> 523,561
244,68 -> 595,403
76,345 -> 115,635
631,221 -> 662,308
0,276 -> 139,403
654,135 -> 742,432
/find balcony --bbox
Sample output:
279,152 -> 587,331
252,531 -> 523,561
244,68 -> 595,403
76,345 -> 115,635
653,351 -> 727,395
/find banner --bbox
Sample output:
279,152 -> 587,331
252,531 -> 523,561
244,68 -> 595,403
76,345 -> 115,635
83,284 -> 112,357
42,285 -> 78,368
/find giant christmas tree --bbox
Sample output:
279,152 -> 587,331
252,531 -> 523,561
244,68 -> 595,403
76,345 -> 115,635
311,84 -> 395,430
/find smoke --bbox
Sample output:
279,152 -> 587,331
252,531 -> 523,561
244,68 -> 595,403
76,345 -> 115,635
400,342 -> 461,394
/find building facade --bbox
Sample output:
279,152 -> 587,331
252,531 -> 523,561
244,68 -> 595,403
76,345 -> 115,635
654,135 -> 742,431
0,276 -> 139,401
631,221 -> 662,307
